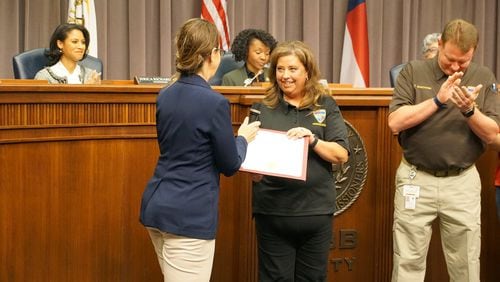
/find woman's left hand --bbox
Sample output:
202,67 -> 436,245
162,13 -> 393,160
287,127 -> 313,143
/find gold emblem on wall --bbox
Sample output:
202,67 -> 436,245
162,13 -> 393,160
333,120 -> 368,216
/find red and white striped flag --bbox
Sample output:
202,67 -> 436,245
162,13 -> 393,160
340,0 -> 369,87
201,0 -> 230,50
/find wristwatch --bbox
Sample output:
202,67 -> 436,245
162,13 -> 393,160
433,96 -> 446,109
462,106 -> 475,118
310,134 -> 319,149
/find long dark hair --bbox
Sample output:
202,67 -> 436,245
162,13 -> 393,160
45,23 -> 90,66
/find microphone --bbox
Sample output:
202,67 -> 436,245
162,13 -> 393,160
243,69 -> 263,87
249,103 -> 261,122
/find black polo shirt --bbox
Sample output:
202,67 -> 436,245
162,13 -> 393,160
252,94 -> 350,216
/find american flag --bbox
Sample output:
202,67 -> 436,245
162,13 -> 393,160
340,0 -> 369,87
201,0 -> 231,50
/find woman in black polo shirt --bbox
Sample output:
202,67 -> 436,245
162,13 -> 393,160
250,41 -> 350,281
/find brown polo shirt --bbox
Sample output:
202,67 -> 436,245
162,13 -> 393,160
389,57 -> 500,171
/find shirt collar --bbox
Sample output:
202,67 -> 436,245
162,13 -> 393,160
178,73 -> 212,89
431,57 -> 447,81
432,56 -> 475,82
277,92 -> 315,114
51,61 -> 82,84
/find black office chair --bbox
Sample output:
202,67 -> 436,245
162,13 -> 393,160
389,63 -> 406,87
209,52 -> 244,86
12,48 -> 103,79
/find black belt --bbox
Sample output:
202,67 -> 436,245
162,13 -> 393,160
402,158 -> 469,177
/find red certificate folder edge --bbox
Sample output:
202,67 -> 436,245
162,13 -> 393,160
239,129 -> 310,181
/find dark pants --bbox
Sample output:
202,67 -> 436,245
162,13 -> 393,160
496,187 -> 500,223
254,214 -> 333,282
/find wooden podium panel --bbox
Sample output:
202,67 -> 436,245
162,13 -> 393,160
0,81 -> 498,282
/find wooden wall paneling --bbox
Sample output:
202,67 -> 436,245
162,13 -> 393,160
372,106 -> 396,282
213,175 -> 238,282
234,101 -> 259,282
1,83 -> 498,281
476,150 -> 500,282
0,83 -> 163,281
328,108 -> 373,280
0,138 -> 162,281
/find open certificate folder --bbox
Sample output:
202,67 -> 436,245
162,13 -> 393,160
240,129 -> 309,180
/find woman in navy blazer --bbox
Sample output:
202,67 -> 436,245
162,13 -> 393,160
140,18 -> 260,281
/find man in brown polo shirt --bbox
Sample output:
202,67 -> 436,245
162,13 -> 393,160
388,19 -> 499,281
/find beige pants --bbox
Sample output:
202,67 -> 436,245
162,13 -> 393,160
147,227 -> 215,282
392,160 -> 481,282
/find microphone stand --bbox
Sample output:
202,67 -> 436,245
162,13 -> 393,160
243,69 -> 263,87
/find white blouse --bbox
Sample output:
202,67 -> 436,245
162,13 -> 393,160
50,61 -> 82,84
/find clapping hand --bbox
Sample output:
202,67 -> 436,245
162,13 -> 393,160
449,84 -> 482,113
436,71 -> 463,103
85,70 -> 101,85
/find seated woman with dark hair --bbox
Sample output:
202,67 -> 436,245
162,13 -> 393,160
35,23 -> 100,84
222,28 -> 277,86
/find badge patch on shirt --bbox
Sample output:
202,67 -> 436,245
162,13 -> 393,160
313,109 -> 326,123
490,83 -> 497,93
415,85 -> 432,90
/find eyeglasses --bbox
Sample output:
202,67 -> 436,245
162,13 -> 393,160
213,47 -> 226,56
425,47 -> 438,54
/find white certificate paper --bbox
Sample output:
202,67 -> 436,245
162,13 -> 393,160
240,129 -> 309,180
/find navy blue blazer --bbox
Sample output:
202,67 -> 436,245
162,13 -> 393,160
140,74 -> 248,240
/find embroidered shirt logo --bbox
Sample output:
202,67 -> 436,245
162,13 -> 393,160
313,109 -> 326,123
415,85 -> 432,90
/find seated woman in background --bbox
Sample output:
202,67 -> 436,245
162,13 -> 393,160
421,32 -> 441,59
222,28 -> 277,86
35,23 -> 100,84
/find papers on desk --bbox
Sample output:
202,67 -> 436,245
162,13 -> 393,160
240,129 -> 309,180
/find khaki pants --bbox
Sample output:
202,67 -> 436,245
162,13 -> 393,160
391,160 -> 481,282
147,227 -> 215,282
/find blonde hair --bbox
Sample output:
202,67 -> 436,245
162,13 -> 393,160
264,41 -> 326,109
441,19 -> 478,53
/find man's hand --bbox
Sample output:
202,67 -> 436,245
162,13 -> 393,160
449,84 -> 482,113
436,71 -> 463,103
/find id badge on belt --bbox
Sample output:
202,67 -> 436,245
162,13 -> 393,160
403,166 -> 420,209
